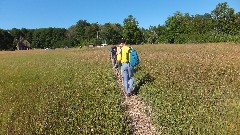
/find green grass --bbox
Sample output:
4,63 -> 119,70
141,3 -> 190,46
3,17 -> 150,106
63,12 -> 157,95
0,48 -> 130,134
134,43 -> 240,134
1,43 -> 239,134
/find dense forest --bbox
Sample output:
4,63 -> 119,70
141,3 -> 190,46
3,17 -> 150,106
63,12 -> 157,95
0,2 -> 240,50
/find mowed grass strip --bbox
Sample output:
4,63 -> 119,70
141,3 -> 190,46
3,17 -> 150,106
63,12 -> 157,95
0,48 -> 130,134
133,43 -> 240,134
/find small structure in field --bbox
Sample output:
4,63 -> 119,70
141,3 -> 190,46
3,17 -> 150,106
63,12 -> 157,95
16,37 -> 31,50
88,43 -> 95,48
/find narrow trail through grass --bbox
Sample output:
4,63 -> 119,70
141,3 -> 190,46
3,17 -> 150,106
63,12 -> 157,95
112,64 -> 158,134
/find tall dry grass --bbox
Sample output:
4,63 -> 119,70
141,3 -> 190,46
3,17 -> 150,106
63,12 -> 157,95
134,43 -> 240,134
0,48 -> 130,134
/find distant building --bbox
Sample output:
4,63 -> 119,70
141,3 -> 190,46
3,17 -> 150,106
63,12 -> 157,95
89,44 -> 94,48
88,43 -> 95,48
16,37 -> 31,50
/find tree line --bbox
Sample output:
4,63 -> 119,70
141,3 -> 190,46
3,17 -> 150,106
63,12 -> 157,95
0,2 -> 239,50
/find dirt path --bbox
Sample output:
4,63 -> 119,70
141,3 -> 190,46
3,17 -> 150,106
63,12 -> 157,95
113,67 -> 158,135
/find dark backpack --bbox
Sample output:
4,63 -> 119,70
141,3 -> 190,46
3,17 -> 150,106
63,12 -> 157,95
111,46 -> 117,54
129,47 -> 139,67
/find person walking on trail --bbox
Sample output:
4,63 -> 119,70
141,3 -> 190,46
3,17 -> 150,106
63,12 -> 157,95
116,42 -> 124,56
117,41 -> 135,97
110,45 -> 117,68
116,38 -> 125,69
117,38 -> 125,55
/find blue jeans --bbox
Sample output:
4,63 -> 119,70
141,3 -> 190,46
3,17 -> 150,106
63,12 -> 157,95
121,63 -> 135,94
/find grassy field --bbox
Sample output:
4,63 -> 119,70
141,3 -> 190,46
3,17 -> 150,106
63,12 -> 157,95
0,43 -> 239,134
133,43 -> 240,134
0,48 -> 131,134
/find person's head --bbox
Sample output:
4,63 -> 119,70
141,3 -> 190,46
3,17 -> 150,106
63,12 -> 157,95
120,42 -> 126,46
120,38 -> 125,44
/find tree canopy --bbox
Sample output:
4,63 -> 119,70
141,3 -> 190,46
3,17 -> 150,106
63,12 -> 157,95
0,2 -> 239,50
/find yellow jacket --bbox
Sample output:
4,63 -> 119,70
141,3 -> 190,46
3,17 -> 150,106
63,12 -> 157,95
117,46 -> 130,63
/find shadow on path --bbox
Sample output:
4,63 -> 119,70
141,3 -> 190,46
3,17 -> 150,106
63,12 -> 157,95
134,73 -> 155,95
134,65 -> 142,74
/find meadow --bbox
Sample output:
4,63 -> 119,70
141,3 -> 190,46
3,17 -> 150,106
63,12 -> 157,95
0,48 -> 131,134
0,43 -> 239,134
134,43 -> 240,134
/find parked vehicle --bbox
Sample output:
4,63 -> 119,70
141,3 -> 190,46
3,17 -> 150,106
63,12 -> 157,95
97,44 -> 108,48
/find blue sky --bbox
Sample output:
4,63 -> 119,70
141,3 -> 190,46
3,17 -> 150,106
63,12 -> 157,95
0,0 -> 239,30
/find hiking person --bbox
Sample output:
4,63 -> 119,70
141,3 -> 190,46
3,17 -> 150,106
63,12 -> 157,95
116,42 -> 124,56
116,38 -> 125,69
110,45 -> 117,67
117,38 -> 125,55
117,41 -> 135,96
